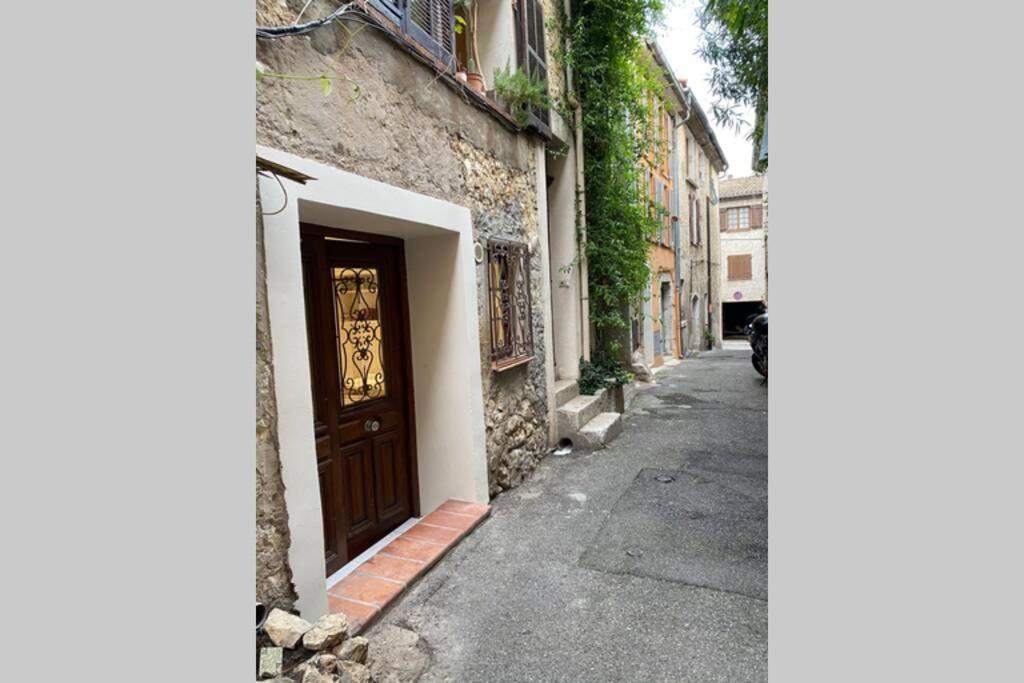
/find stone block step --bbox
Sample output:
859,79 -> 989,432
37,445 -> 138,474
554,379 -> 579,408
556,389 -> 605,437
576,412 -> 624,450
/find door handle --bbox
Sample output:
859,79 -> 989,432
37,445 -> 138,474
364,418 -> 381,433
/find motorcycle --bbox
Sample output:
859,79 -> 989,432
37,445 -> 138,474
745,312 -> 768,378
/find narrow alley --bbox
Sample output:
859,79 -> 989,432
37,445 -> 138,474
366,350 -> 768,683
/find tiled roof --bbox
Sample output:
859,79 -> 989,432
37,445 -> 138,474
719,175 -> 764,199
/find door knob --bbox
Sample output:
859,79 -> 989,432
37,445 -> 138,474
364,418 -> 381,433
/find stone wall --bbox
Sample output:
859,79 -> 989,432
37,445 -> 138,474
460,139 -> 551,495
257,186 -> 298,612
256,0 -> 554,498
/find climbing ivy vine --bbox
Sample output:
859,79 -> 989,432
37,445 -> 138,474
567,0 -> 666,360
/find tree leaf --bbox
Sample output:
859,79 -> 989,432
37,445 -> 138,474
320,75 -> 333,96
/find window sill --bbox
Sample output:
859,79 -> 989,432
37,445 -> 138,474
491,355 -> 534,372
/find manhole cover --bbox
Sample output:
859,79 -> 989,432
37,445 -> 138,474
655,475 -> 676,483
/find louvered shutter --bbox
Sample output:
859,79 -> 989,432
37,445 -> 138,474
404,0 -> 455,63
750,204 -> 763,229
720,208 -> 728,232
516,0 -> 550,127
728,255 -> 752,280
692,197 -> 700,245
695,201 -> 701,245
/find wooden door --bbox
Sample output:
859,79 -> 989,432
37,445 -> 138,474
300,225 -> 418,576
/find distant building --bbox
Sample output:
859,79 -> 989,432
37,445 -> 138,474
718,175 -> 767,335
633,42 -> 728,368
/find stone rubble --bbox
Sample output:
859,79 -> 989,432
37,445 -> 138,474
264,608 -> 313,649
333,636 -> 369,664
302,613 -> 349,651
258,647 -> 284,679
258,611 -> 387,682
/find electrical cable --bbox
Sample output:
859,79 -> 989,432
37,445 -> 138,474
257,3 -> 356,39
258,170 -> 289,216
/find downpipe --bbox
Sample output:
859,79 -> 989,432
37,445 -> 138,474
564,0 -> 590,361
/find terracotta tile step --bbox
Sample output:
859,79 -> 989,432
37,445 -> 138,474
327,498 -> 490,633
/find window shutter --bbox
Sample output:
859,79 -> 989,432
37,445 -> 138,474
369,0 -> 403,21
690,198 -> 698,245
695,202 -> 701,245
750,204 -> 763,228
728,255 -> 752,281
404,0 -> 455,63
720,208 -> 728,231
516,0 -> 549,126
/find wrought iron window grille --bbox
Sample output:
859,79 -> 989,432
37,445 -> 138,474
486,238 -> 534,369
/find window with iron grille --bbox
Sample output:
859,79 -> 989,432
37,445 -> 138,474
487,239 -> 534,368
369,0 -> 456,63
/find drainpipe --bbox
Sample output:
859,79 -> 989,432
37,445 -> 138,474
706,201 -> 713,348
673,89 -> 692,354
671,118 -> 682,359
564,0 -> 590,361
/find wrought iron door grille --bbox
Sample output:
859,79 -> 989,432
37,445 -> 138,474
487,239 -> 534,368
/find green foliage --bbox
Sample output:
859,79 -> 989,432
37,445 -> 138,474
704,326 -> 716,350
696,0 -> 768,169
578,356 -> 633,396
566,0 -> 665,357
493,64 -> 552,126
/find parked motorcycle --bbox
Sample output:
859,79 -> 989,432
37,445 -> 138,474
746,312 -> 767,378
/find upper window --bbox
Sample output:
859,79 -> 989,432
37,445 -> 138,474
687,136 -> 698,181
727,207 -> 751,231
487,239 -> 534,369
370,0 -> 457,63
515,0 -> 550,127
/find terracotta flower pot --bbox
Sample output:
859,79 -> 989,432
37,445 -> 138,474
466,72 -> 485,94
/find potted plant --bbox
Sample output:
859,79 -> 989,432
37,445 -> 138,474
493,63 -> 551,126
454,0 -> 485,93
465,58 -> 485,93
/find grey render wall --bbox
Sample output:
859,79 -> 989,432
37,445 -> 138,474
256,0 -> 553,499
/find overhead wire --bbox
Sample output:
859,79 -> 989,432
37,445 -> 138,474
256,3 -> 357,39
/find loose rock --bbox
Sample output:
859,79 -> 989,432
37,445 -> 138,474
258,647 -> 284,679
333,636 -> 369,664
338,660 -> 372,683
309,653 -> 338,674
303,613 -> 349,651
265,609 -> 313,649
297,667 -> 334,683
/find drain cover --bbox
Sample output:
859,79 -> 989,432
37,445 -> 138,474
625,547 -> 644,558
655,475 -> 676,483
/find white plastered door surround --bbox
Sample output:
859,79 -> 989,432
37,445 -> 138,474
257,145 -> 490,619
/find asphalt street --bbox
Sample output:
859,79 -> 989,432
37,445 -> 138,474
367,349 -> 768,682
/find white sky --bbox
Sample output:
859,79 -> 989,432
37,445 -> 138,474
656,0 -> 756,177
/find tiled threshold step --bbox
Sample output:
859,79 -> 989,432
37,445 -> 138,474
327,499 -> 491,633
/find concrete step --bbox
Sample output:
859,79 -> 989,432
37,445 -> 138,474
576,412 -> 624,450
556,389 -> 606,437
553,379 -> 579,408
